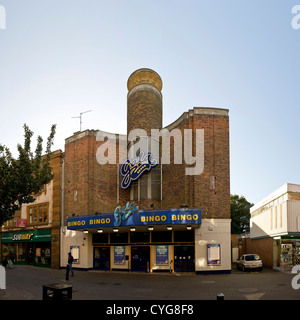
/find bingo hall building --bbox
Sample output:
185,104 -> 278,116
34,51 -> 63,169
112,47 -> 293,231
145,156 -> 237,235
62,68 -> 231,274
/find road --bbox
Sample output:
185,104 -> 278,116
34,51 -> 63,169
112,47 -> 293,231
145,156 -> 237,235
0,264 -> 299,301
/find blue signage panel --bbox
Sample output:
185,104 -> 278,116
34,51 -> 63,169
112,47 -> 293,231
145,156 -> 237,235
119,151 -> 158,189
67,208 -> 201,230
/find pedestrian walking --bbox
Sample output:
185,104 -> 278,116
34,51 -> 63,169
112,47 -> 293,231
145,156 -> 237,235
68,252 -> 74,276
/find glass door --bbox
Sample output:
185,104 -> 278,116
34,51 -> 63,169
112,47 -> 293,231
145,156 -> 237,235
174,246 -> 195,272
131,246 -> 150,272
94,247 -> 110,271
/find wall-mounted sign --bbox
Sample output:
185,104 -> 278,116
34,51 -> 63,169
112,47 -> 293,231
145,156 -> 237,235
119,151 -> 158,189
1,230 -> 51,243
207,244 -> 221,265
114,202 -> 139,227
67,208 -> 201,230
16,219 -> 27,228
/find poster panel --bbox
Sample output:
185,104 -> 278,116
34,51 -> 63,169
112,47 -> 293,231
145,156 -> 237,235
156,246 -> 169,265
207,244 -> 221,265
70,246 -> 80,263
114,246 -> 125,264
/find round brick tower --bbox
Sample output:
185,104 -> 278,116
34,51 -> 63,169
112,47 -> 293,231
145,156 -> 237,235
126,68 -> 163,208
127,68 -> 163,136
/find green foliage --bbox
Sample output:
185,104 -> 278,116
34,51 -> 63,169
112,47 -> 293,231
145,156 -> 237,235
230,194 -> 253,234
0,124 -> 56,226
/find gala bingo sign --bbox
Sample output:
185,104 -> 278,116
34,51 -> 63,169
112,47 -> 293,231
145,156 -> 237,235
67,203 -> 201,230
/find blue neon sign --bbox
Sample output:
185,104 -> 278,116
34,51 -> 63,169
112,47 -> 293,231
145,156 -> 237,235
119,151 -> 158,189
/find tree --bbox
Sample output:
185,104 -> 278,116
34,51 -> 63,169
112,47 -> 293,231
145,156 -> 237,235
230,194 -> 253,234
0,124 -> 56,226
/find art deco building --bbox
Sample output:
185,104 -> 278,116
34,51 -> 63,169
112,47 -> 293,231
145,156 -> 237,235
62,69 -> 231,273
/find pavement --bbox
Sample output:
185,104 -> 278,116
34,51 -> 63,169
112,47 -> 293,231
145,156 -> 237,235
0,264 -> 300,301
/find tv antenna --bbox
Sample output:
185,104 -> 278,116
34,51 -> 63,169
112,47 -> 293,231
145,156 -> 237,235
72,110 -> 93,131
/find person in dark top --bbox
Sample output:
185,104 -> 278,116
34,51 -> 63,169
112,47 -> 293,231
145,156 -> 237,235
68,252 -> 74,276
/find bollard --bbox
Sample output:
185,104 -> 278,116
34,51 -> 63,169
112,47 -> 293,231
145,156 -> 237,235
217,293 -> 224,300
66,264 -> 70,281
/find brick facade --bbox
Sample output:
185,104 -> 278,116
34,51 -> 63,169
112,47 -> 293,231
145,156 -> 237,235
241,237 -> 273,268
63,68 -> 231,273
64,69 -> 230,222
50,150 -> 64,269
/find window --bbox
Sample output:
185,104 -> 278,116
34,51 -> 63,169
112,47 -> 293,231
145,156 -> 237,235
174,230 -> 194,243
4,210 -> 21,229
27,203 -> 49,226
92,233 -> 109,244
152,231 -> 172,243
130,232 -> 150,243
110,232 -> 128,244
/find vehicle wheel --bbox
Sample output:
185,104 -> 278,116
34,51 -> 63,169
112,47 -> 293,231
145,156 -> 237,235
259,267 -> 263,271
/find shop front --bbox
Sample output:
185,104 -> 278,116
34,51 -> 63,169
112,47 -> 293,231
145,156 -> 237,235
275,236 -> 300,270
1,230 -> 52,267
66,206 -> 201,273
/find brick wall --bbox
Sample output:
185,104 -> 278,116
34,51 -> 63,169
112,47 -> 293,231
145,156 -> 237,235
64,70 -> 230,222
64,107 -> 230,220
162,108 -> 230,219
243,237 -> 273,268
50,150 -> 64,269
64,131 -> 128,223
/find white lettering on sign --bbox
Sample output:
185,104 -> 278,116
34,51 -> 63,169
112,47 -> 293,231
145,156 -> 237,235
12,233 -> 34,241
292,5 -> 300,30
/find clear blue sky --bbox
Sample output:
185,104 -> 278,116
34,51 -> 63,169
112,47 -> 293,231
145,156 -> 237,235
0,0 -> 299,205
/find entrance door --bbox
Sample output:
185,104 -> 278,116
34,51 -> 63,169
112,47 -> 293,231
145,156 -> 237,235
174,246 -> 195,272
131,246 -> 150,272
27,244 -> 34,264
94,247 -> 110,270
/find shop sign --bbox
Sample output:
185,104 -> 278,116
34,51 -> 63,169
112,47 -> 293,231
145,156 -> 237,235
12,233 -> 34,241
1,230 -> 51,243
67,208 -> 201,230
119,151 -> 158,189
16,219 -> 27,228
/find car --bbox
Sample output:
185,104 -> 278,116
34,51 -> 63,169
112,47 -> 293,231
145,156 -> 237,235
236,254 -> 263,272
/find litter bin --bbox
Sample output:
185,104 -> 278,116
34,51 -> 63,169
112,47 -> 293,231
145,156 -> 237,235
42,283 -> 73,300
217,293 -> 224,300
